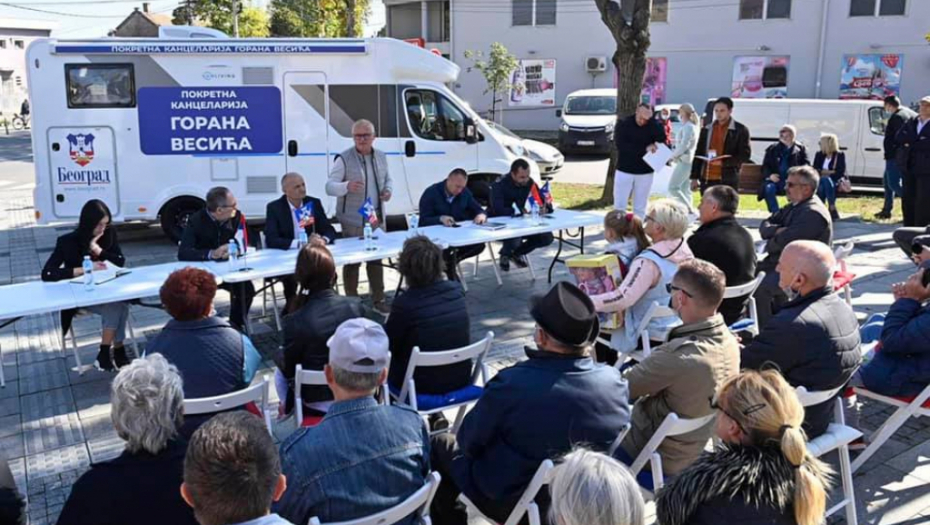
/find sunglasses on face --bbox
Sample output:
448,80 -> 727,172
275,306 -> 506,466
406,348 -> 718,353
666,283 -> 693,298
353,133 -> 373,139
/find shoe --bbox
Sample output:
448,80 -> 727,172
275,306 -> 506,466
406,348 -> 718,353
499,255 -> 511,272
428,413 -> 450,432
848,437 -> 867,452
94,346 -> 115,372
874,211 -> 891,220
511,255 -> 529,269
372,301 -> 391,315
830,208 -> 840,221
112,345 -> 131,368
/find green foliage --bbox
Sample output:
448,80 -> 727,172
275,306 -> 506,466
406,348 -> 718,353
171,0 -> 270,37
464,42 -> 518,121
269,0 -> 371,37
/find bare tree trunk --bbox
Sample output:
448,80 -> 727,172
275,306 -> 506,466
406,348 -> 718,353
346,0 -> 357,37
594,0 -> 652,205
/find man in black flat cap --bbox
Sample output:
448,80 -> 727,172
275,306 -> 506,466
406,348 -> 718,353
429,282 -> 632,525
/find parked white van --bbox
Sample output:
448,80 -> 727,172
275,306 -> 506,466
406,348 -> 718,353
701,98 -> 886,185
556,88 -> 617,155
26,30 -> 534,239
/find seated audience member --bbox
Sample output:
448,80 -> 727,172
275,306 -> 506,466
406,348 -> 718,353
42,199 -> 131,371
488,159 -> 554,271
755,166 -> 832,328
813,133 -> 847,221
602,210 -> 650,275
276,319 -> 429,525
57,354 -> 198,525
147,268 -> 261,435
893,226 -> 930,259
741,241 -> 860,439
281,244 -> 369,416
182,412 -> 292,525
178,187 -> 255,331
387,236 -> 473,405
264,172 -> 338,312
656,369 -> 831,525
0,455 -> 24,525
760,124 -> 809,214
549,449 -> 645,525
687,186 -> 757,325
615,260 -> 740,479
591,199 -> 694,358
430,282 -> 631,525
419,168 -> 488,281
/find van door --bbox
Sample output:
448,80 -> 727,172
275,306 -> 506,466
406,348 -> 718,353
283,72 -> 332,213
857,106 -> 886,184
48,126 -> 119,218
400,87 -> 478,208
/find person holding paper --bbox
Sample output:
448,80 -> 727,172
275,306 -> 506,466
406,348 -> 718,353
42,199 -> 131,371
265,172 -> 337,312
690,97 -> 751,192
613,103 -> 666,218
666,103 -> 700,215
418,168 -> 487,281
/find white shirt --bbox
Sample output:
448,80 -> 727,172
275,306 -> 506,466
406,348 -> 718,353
287,200 -> 303,249
822,155 -> 831,170
918,118 -> 929,136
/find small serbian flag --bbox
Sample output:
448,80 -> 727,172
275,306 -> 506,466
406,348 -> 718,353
294,201 -> 315,229
539,181 -> 554,206
234,213 -> 249,254
358,197 -> 379,227
525,194 -> 539,212
530,184 -> 545,207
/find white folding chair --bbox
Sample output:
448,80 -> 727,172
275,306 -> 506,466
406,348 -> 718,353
615,411 -> 716,496
294,357 -> 392,426
613,301 -> 678,365
308,471 -> 441,525
459,459 -> 554,525
183,374 -> 274,435
722,272 -> 766,336
258,232 -> 284,333
392,332 -> 493,435
851,382 -> 930,473
472,246 -> 503,286
61,310 -> 141,375
832,240 -> 856,306
795,386 -> 860,525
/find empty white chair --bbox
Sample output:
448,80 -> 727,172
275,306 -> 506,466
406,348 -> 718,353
308,471 -> 441,525
851,382 -> 930,473
795,386 -> 860,525
459,459 -> 554,525
392,332 -> 493,435
183,374 -> 274,435
722,272 -> 766,335
832,240 -> 856,306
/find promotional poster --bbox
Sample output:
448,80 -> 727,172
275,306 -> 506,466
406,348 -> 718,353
509,59 -> 557,107
731,56 -> 790,99
839,54 -> 903,100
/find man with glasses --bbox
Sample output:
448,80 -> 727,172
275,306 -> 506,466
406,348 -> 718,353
612,259 -> 739,481
326,119 -> 394,314
178,186 -> 255,332
754,166 -> 832,329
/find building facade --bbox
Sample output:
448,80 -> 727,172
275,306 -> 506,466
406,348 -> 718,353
110,3 -> 174,38
385,0 -> 930,131
0,18 -> 55,115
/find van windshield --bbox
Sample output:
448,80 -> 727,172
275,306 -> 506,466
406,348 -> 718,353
565,96 -> 616,115
487,122 -> 520,140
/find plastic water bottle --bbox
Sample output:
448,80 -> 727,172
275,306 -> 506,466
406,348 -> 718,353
531,201 -> 540,225
82,256 -> 94,291
363,223 -> 374,251
409,213 -> 419,233
298,230 -> 308,248
228,240 -> 238,272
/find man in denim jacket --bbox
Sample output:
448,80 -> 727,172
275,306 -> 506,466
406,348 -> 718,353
275,319 -> 430,524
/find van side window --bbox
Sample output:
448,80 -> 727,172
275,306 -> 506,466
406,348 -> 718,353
405,90 -> 466,141
65,64 -> 136,109
868,107 -> 887,136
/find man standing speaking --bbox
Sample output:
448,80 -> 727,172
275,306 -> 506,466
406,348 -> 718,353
613,103 -> 666,218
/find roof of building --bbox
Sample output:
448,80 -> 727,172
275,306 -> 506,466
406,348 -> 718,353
113,8 -> 173,34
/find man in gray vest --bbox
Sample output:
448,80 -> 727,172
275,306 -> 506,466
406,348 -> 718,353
327,119 -> 393,314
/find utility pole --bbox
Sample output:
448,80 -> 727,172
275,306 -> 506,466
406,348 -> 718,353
232,0 -> 240,37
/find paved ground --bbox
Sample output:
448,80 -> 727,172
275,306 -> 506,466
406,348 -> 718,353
1,131 -> 929,524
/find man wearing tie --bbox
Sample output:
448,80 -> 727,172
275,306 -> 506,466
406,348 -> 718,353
265,172 -> 337,312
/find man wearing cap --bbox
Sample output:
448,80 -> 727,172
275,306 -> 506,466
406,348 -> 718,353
429,282 -> 631,525
276,318 -> 430,525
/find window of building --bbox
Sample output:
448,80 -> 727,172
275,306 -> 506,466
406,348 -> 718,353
66,64 -> 136,108
14,76 -> 21,87
13,40 -> 24,49
512,0 -> 556,26
652,0 -> 668,22
405,89 -> 466,141
851,0 -> 906,16
739,0 -> 791,19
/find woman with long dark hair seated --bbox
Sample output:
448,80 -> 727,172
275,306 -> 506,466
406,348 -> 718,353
42,199 -> 130,371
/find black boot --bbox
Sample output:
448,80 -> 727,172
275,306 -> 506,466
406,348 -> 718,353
94,344 -> 115,372
112,344 -> 131,369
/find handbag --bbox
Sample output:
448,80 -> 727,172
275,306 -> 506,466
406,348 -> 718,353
837,177 -> 852,194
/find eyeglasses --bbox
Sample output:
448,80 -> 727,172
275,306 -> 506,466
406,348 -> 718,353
666,283 -> 693,298
709,396 -> 767,436
353,133 -> 373,139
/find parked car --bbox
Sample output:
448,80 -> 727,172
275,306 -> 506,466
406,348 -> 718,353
487,121 -> 564,178
557,88 -> 617,156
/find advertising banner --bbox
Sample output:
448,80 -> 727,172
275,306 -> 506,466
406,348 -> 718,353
138,86 -> 283,155
509,59 -> 557,107
612,57 -> 667,106
731,56 -> 790,99
840,54 -> 903,100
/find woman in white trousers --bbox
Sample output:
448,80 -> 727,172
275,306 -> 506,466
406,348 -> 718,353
666,103 -> 700,214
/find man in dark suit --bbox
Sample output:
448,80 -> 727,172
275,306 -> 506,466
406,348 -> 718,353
690,96 -> 752,192
178,186 -> 255,331
418,168 -> 487,281
265,172 -> 338,311
488,159 -> 554,271
876,95 -> 916,219
897,96 -> 930,227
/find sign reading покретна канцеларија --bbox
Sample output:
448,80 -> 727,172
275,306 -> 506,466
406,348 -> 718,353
137,86 -> 283,155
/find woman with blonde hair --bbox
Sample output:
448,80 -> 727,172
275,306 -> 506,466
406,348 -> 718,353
814,133 -> 847,221
666,103 -> 701,215
549,449 -> 645,525
656,369 -> 832,525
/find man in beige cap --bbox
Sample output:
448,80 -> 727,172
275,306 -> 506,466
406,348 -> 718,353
275,318 -> 429,525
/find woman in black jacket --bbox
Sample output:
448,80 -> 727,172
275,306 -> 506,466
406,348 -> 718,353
281,243 -> 369,416
656,369 -> 831,525
814,133 -> 847,221
386,236 -> 472,401
42,199 -> 130,371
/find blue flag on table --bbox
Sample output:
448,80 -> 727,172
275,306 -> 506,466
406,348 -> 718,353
294,201 -> 315,229
539,181 -> 554,206
358,197 -> 379,227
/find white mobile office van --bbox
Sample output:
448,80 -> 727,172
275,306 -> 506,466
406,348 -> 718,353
702,98 -> 886,186
27,31 -> 532,239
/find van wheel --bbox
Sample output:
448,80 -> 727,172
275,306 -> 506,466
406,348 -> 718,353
160,197 -> 204,243
467,175 -> 495,207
